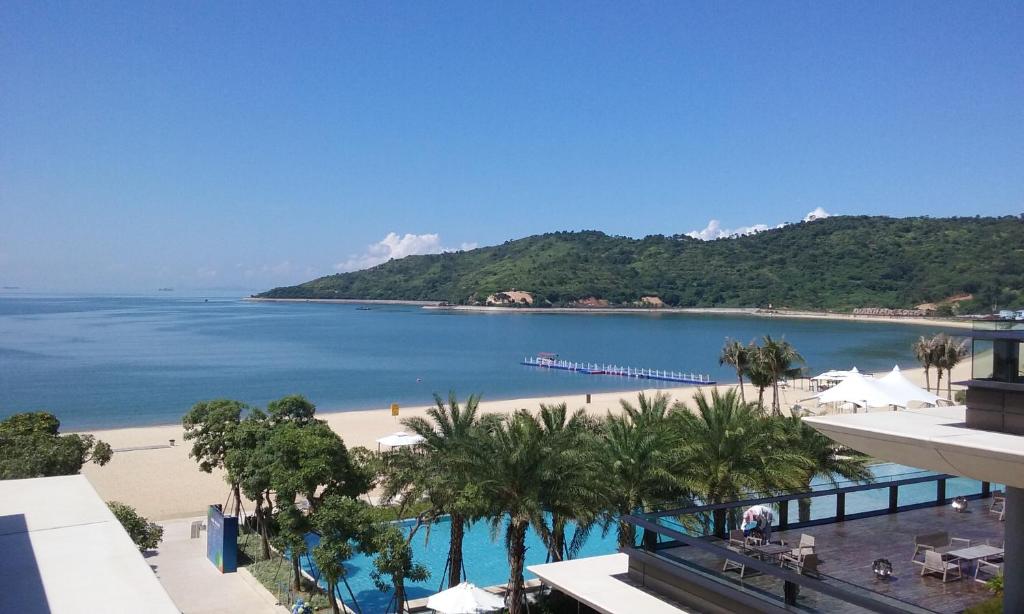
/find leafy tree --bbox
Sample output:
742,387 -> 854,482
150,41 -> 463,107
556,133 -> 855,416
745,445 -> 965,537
274,501 -> 312,592
369,523 -> 429,614
267,394 -> 317,426
0,412 -> 113,479
270,420 -> 371,513
719,339 -> 751,404
311,494 -> 375,614
400,392 -> 488,588
783,415 -> 872,522
108,501 -> 164,551
932,334 -> 969,400
673,389 -> 808,536
224,410 -> 276,559
600,394 -> 684,548
182,399 -> 246,515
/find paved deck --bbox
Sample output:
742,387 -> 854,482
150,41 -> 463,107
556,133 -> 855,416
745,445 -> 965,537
662,496 -> 1004,613
150,517 -> 287,614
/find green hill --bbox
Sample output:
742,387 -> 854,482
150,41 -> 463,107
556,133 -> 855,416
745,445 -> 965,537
257,215 -> 1024,312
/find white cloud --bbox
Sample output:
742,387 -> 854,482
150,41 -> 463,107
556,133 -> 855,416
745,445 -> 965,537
686,208 -> 835,241
335,232 -> 475,272
803,207 -> 832,222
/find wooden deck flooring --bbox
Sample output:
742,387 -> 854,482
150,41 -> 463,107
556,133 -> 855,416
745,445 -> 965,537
661,497 -> 1005,613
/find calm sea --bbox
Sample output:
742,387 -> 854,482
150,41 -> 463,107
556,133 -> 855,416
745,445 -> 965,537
0,294 -> 955,430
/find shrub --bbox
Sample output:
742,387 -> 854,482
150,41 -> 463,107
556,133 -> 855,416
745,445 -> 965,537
108,501 -> 164,551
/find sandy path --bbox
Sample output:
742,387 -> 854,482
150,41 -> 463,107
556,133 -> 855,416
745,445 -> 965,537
80,361 -> 970,520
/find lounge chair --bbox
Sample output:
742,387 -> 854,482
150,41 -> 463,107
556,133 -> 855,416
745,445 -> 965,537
783,552 -> 820,578
975,559 -> 1003,583
911,532 -> 970,565
921,550 -> 962,582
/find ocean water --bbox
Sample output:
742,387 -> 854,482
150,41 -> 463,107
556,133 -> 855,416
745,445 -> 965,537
0,294 -> 956,430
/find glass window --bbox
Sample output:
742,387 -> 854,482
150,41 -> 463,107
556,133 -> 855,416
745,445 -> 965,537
972,339 -> 994,380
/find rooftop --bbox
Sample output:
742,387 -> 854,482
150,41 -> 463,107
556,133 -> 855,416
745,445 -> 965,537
0,474 -> 179,614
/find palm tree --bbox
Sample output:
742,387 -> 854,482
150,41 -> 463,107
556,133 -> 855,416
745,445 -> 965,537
531,403 -> 604,562
400,392 -> 485,588
913,336 -> 936,392
745,358 -> 774,413
756,336 -> 806,415
600,393 -> 684,548
719,339 -> 751,404
784,415 -> 872,522
672,389 -> 808,537
933,335 -> 969,400
471,411 -> 547,614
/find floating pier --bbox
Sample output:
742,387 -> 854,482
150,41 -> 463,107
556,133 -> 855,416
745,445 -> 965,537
521,355 -> 714,385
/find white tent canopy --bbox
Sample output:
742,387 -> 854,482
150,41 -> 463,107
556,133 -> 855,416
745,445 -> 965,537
426,582 -> 505,614
810,366 -> 943,410
375,431 -> 425,449
810,366 -> 869,382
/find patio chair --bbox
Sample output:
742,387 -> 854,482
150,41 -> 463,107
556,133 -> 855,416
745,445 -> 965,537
781,534 -> 815,566
990,492 -> 1005,518
921,550 -> 962,582
728,530 -> 747,549
975,559 -> 1003,584
912,532 -> 969,565
723,538 -> 749,578
783,552 -> 820,578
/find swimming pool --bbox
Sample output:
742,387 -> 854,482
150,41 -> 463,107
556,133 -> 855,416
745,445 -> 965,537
296,463 -> 995,612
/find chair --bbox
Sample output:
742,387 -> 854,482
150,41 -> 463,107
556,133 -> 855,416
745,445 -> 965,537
990,492 -> 1005,518
783,552 -> 820,578
912,532 -> 969,565
921,550 -> 962,582
728,530 -> 747,549
975,559 -> 1003,584
723,537 -> 749,578
781,534 -> 815,567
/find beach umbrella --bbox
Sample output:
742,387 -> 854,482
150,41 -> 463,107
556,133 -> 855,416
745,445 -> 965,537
426,582 -> 505,614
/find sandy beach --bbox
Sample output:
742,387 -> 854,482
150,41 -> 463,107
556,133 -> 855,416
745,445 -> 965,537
79,361 -> 970,520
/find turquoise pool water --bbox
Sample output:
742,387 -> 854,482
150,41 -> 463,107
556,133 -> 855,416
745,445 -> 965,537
299,515 -> 618,612
295,462 -> 994,612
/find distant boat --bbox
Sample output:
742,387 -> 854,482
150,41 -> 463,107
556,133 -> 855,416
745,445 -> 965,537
356,306 -> 372,311
157,287 -> 174,292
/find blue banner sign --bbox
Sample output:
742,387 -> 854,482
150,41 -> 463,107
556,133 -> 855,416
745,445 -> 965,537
206,504 -> 238,573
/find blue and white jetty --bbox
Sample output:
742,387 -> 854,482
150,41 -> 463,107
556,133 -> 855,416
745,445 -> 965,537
521,353 -> 714,385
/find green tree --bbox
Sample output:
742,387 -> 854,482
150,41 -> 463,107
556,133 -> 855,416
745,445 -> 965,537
400,392 -> 488,588
932,334 -> 969,400
108,501 -> 164,551
472,411 -> 546,614
783,415 -> 872,522
225,410 -> 276,559
0,412 -> 113,479
532,403 -> 604,562
182,399 -> 246,515
601,393 -> 684,548
274,501 -> 312,592
270,420 -> 372,513
311,494 -> 375,614
719,339 -> 751,404
755,336 -> 805,415
673,389 -> 808,537
913,336 -> 936,392
369,523 -> 430,614
267,394 -> 318,426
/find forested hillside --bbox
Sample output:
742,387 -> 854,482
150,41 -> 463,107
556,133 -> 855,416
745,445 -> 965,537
258,216 -> 1024,312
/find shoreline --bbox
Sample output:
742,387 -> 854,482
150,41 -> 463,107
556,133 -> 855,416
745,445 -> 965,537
246,297 -> 972,329
79,361 -> 970,520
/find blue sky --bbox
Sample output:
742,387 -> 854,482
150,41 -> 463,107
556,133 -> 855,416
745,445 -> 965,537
1,2 -> 1022,292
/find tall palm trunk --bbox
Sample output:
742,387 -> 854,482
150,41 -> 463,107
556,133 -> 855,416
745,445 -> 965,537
448,514 -> 465,587
935,369 -> 944,399
923,366 -> 931,393
798,497 -> 812,523
712,507 -> 728,539
549,515 -> 566,562
506,520 -> 528,614
327,584 -> 341,614
757,387 -> 766,412
736,371 -> 746,404
771,380 -> 781,415
947,368 -> 953,400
